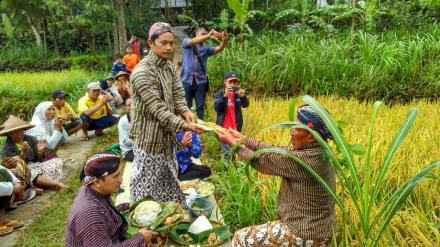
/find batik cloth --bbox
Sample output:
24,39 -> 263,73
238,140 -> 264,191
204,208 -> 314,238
232,221 -> 330,247
129,143 -> 184,203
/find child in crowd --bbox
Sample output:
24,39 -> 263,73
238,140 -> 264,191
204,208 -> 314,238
111,54 -> 126,77
214,71 -> 249,159
123,46 -> 140,74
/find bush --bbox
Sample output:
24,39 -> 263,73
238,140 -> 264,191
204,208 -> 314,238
207,25 -> 440,103
0,55 -> 111,72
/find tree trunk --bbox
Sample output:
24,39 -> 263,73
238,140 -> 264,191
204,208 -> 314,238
90,31 -> 97,57
42,20 -> 47,54
107,31 -> 113,54
24,12 -> 42,47
117,0 -> 128,54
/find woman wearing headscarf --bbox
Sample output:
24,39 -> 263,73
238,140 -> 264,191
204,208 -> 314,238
129,22 -> 203,203
217,105 -> 336,247
26,101 -> 68,153
65,151 -> 158,246
1,115 -> 66,189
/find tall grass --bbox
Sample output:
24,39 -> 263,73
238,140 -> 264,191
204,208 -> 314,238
0,70 -> 100,122
210,96 -> 440,246
208,25 -> 440,103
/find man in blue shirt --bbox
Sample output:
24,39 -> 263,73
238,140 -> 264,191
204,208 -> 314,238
181,25 -> 228,119
175,131 -> 211,181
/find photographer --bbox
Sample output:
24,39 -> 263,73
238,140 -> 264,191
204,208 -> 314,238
181,24 -> 228,120
214,72 -> 249,159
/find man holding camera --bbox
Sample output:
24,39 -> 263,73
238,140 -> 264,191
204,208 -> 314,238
181,25 -> 228,120
214,72 -> 249,159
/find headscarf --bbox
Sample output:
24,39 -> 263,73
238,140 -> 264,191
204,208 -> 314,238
297,105 -> 333,141
81,151 -> 121,185
148,22 -> 174,41
26,101 -> 55,141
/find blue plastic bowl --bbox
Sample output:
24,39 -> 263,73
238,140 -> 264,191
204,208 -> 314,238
189,198 -> 213,218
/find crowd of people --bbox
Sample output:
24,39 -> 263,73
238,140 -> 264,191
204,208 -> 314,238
1,21 -> 336,247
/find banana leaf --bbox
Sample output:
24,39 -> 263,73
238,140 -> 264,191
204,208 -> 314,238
122,197 -> 183,238
170,221 -> 232,246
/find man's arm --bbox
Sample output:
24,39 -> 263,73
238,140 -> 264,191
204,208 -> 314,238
212,32 -> 228,55
131,69 -> 185,133
184,32 -> 213,47
79,98 -> 105,117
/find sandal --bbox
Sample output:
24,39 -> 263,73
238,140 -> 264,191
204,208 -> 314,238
16,189 -> 36,205
0,226 -> 13,237
5,220 -> 24,229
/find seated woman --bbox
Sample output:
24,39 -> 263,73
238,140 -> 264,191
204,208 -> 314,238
176,131 -> 211,181
26,101 -> 68,155
65,151 -> 157,246
0,165 -> 25,236
114,71 -> 131,101
217,105 -> 336,247
1,115 -> 66,191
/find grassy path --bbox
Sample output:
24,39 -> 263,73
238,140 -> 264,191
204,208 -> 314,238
7,128 -> 118,247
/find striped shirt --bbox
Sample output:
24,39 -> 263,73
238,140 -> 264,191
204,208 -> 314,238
65,186 -> 146,247
237,138 -> 336,240
129,52 -> 189,155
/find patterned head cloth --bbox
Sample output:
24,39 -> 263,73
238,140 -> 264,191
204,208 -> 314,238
148,22 -> 174,41
81,151 -> 121,185
297,105 -> 333,141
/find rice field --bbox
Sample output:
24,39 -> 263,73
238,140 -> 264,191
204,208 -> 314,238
210,96 -> 440,246
0,70 -> 101,122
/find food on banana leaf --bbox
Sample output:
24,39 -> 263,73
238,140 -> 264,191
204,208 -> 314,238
195,119 -> 225,133
150,203 -> 177,231
126,199 -> 184,235
180,179 -> 215,198
170,219 -> 232,246
132,200 -> 162,227
188,216 -> 213,234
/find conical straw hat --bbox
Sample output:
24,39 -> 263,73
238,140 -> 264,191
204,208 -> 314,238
0,115 -> 35,136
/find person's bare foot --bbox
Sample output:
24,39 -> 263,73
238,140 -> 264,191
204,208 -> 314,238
55,182 -> 68,191
34,188 -> 44,196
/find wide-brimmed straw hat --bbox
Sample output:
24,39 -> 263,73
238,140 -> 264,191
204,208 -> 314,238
114,71 -> 129,79
0,115 -> 35,136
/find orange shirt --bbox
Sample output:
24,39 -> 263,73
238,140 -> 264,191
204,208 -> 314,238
123,54 -> 140,72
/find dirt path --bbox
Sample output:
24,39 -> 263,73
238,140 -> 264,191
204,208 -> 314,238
1,134 -> 97,247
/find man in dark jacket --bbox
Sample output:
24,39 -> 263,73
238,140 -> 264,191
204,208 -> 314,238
214,71 -> 249,158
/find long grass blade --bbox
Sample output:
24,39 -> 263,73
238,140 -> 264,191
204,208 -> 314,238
372,108 -> 419,202
302,95 -> 362,197
369,160 -> 440,246
363,101 -> 383,229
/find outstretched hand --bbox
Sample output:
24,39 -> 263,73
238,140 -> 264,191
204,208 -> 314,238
183,122 -> 204,134
182,111 -> 196,123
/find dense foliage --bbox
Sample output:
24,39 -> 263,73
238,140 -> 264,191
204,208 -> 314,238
208,24 -> 440,103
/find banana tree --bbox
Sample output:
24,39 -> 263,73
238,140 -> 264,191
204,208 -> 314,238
255,95 -> 439,246
227,0 -> 265,42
